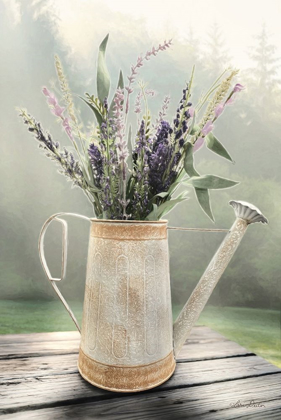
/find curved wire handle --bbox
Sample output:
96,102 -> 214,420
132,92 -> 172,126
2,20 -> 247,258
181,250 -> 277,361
38,213 -> 91,333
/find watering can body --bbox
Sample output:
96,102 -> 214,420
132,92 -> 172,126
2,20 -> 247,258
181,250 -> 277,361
39,201 -> 267,392
79,220 -> 175,392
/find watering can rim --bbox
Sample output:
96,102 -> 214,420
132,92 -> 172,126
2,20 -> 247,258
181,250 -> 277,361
89,218 -> 168,225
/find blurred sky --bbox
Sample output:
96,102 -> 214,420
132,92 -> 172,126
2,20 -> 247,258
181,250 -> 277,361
4,0 -> 281,71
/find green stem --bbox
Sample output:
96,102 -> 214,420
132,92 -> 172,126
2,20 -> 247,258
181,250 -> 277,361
196,69 -> 228,112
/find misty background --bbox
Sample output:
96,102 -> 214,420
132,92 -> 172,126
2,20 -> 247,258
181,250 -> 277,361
0,0 -> 280,317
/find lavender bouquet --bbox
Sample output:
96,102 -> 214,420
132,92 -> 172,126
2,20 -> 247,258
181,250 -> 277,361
20,35 -> 244,221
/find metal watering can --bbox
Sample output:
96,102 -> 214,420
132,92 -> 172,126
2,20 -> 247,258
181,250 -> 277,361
39,200 -> 267,392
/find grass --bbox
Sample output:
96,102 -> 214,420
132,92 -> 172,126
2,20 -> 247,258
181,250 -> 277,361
1,300 -> 280,367
175,304 -> 281,367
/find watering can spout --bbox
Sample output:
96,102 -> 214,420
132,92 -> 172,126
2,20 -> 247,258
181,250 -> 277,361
172,200 -> 268,358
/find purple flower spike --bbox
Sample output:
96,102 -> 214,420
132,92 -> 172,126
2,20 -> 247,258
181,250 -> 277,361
226,96 -> 236,105
42,87 -> 58,106
62,118 -> 73,139
42,87 -> 51,97
51,105 -> 65,118
194,137 -> 204,152
47,96 -> 58,106
233,83 -> 245,93
202,121 -> 214,136
215,103 -> 224,118
189,107 -> 195,117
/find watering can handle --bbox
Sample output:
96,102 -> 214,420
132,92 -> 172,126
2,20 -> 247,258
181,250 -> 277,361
38,213 -> 91,333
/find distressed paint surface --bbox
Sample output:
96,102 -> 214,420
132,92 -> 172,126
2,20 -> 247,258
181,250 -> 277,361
79,220 -> 175,391
173,218 -> 248,356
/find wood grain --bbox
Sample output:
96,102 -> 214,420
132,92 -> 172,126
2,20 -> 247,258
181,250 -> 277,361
0,340 -> 253,380
0,356 -> 280,413
2,374 -> 281,419
0,326 -> 280,419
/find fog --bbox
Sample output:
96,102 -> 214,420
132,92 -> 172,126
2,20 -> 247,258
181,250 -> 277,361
0,0 -> 280,310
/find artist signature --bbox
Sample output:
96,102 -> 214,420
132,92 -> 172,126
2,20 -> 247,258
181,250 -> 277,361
230,400 -> 265,409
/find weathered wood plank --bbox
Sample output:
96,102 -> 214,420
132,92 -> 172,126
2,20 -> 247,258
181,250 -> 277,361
0,339 -> 253,380
0,331 -> 80,344
0,354 -> 77,380
0,340 -> 80,359
178,340 -> 253,361
0,356 -> 280,413
2,374 -> 281,419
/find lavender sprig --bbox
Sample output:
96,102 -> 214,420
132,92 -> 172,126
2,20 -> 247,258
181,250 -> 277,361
155,95 -> 170,126
124,40 -> 172,116
19,110 -> 101,215
113,88 -> 129,218
130,120 -> 152,218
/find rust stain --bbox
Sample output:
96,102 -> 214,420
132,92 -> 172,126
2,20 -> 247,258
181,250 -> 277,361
78,348 -> 176,392
91,221 -> 167,240
80,219 -> 174,391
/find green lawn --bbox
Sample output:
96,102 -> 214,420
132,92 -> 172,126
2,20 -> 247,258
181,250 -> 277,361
1,300 -> 280,367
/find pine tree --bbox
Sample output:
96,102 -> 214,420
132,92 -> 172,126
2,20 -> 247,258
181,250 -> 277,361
248,24 -> 280,110
203,22 -> 231,80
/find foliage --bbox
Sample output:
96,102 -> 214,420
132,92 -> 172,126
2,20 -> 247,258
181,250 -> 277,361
0,5 -> 280,312
19,35 -> 243,221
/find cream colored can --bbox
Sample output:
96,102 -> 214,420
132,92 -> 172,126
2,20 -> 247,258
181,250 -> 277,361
38,201 -> 267,392
78,220 -> 175,392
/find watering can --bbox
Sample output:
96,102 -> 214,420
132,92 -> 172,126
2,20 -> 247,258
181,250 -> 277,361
39,200 -> 267,392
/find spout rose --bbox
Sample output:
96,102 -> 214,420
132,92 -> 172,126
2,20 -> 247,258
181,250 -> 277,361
229,200 -> 268,224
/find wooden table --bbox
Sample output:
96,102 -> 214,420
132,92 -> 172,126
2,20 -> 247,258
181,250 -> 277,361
0,326 -> 280,419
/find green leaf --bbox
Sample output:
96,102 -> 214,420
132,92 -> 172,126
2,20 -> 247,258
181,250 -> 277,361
156,193 -> 189,219
79,97 -> 103,126
189,124 -> 200,136
149,191 -> 170,205
97,34 -> 111,103
117,69 -> 124,89
109,70 -> 124,116
194,188 -> 214,222
187,111 -> 196,135
165,171 -> 187,198
149,171 -> 188,205
184,142 -> 200,177
127,125 -> 133,172
205,133 -> 233,163
156,192 -> 170,198
185,174 -> 239,189
146,204 -> 158,221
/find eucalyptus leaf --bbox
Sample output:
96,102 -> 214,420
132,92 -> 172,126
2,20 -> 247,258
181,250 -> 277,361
206,133 -> 233,163
97,34 -> 111,103
187,112 -> 196,135
189,124 -> 200,136
79,97 -> 103,126
150,171 -> 187,205
156,192 -> 170,198
195,188 -> 214,222
184,142 -> 199,177
156,194 -> 188,219
149,191 -> 170,205
186,174 -> 239,190
166,171 -> 187,197
146,204 -> 158,221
